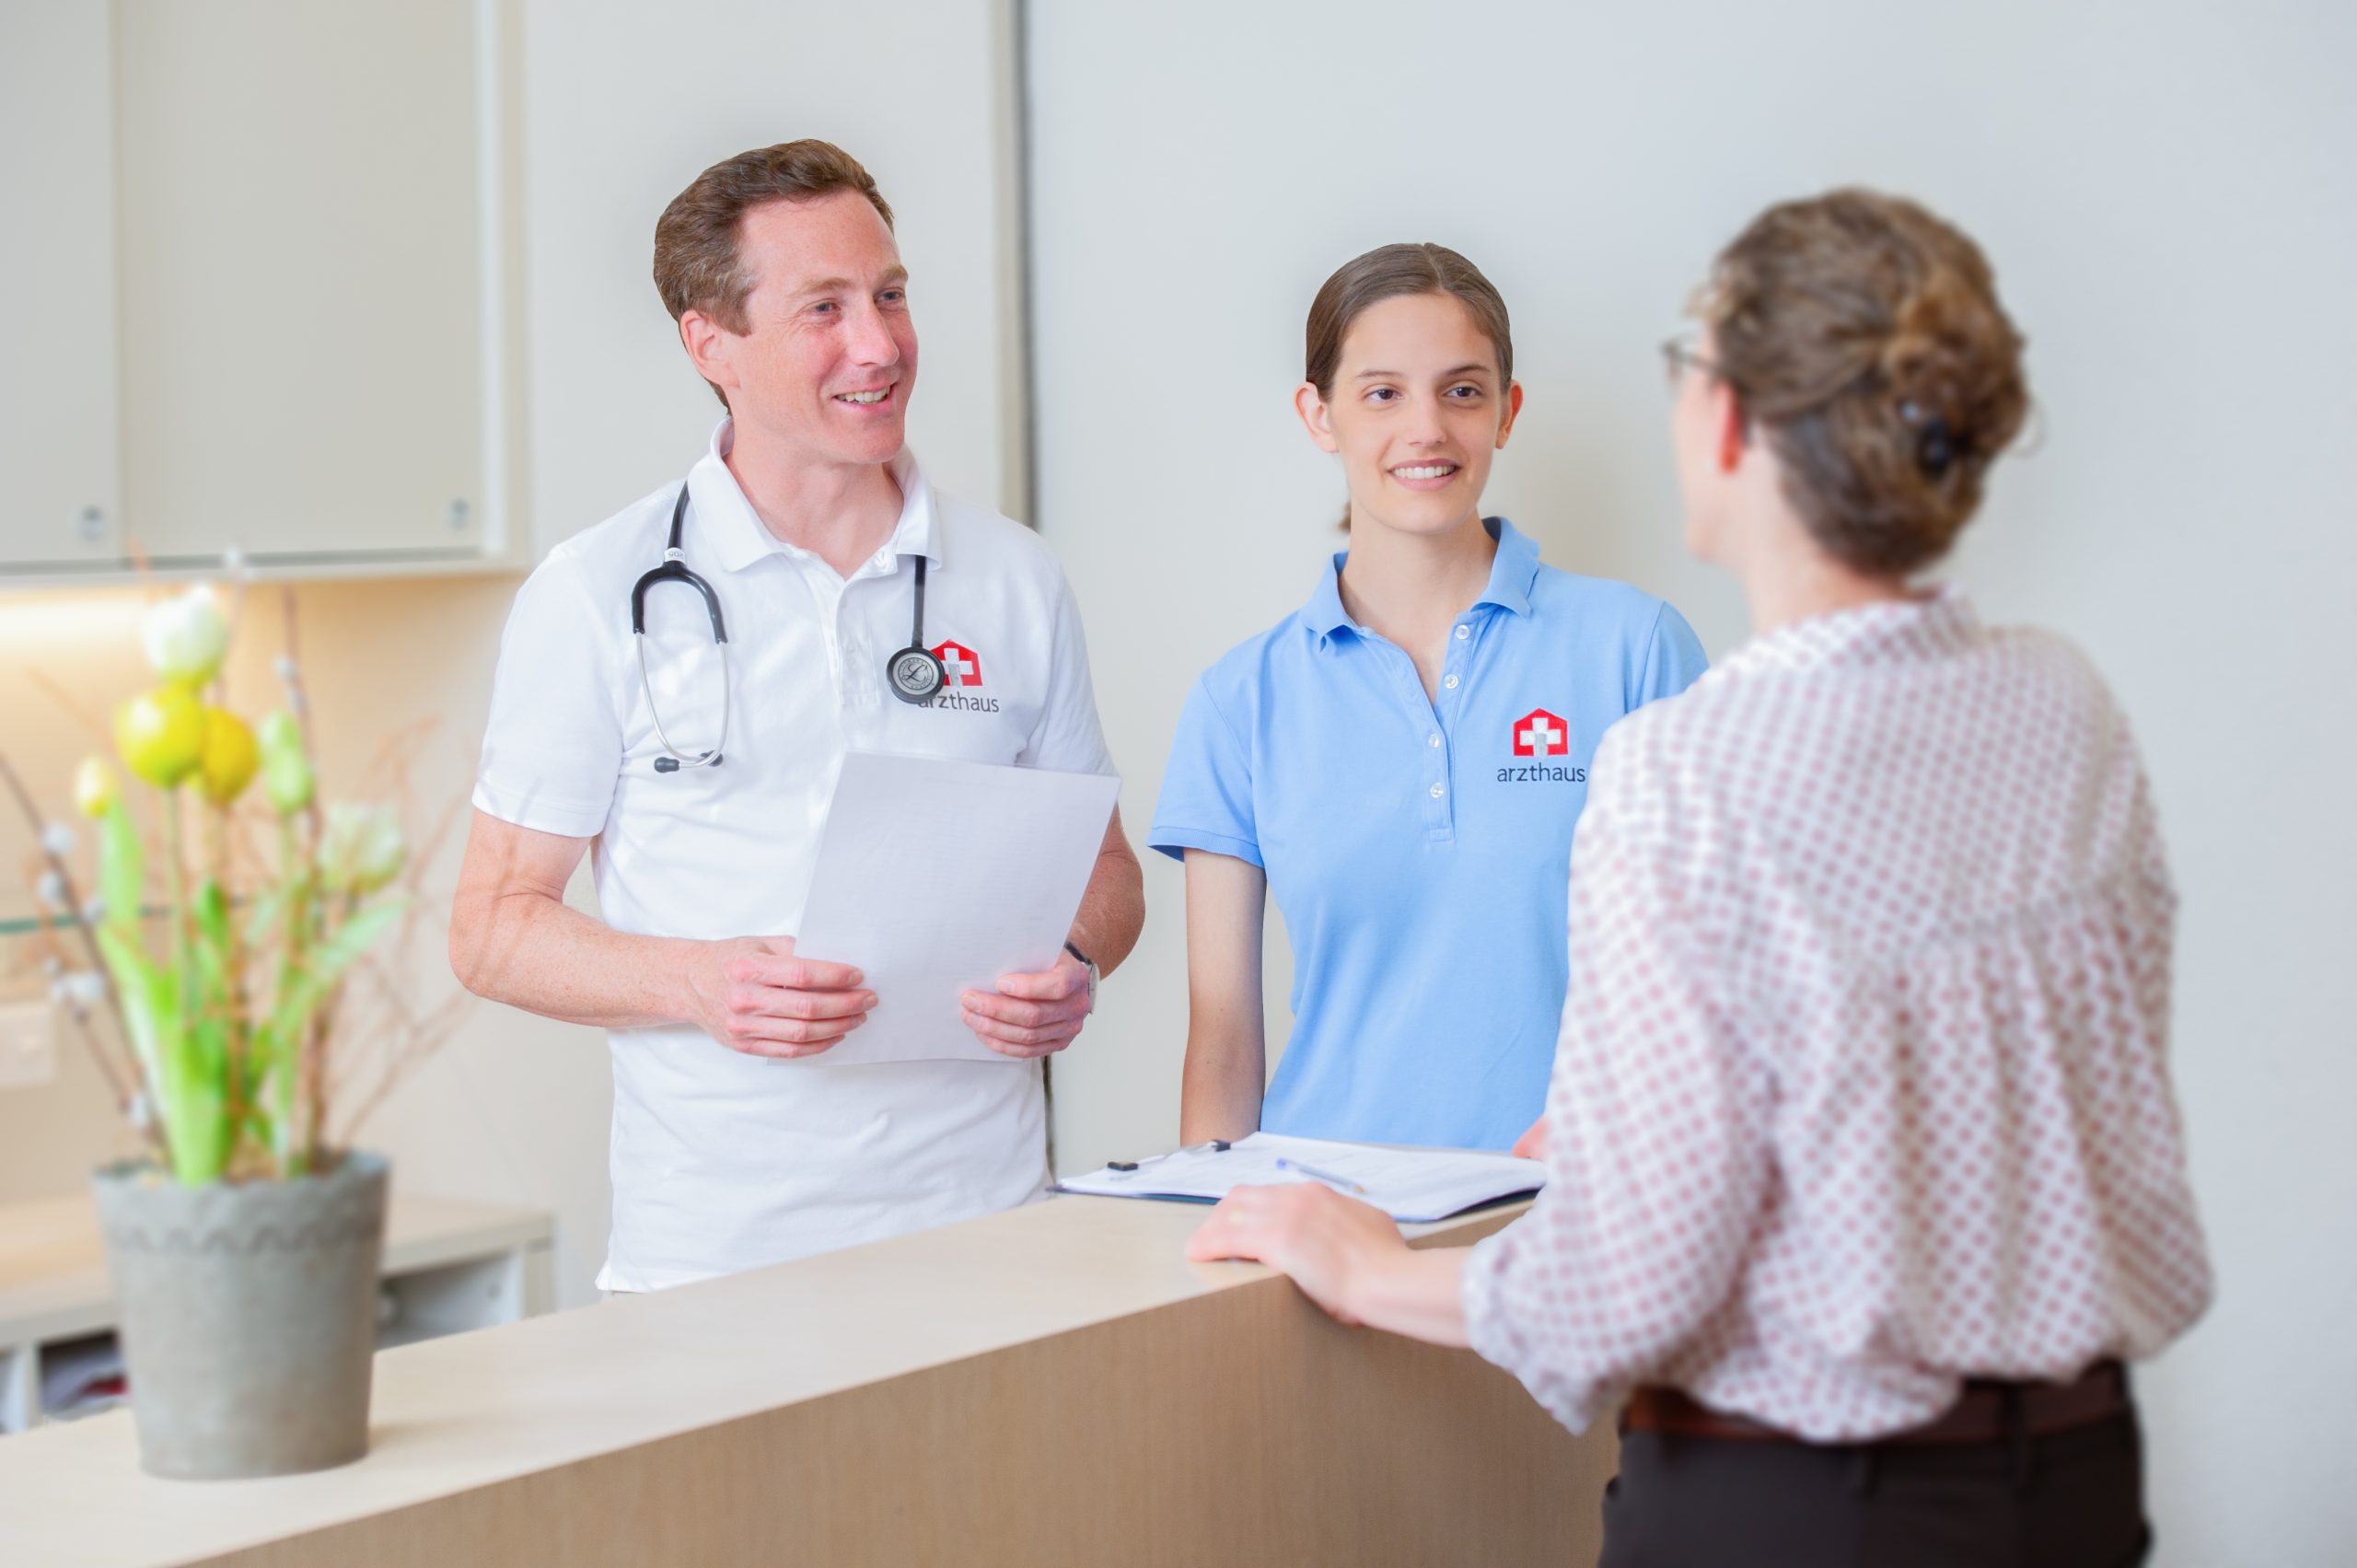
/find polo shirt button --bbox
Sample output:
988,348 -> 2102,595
1454,624 -> 1470,641
1429,783 -> 1445,799
1444,674 -> 1459,690
1428,733 -> 1441,748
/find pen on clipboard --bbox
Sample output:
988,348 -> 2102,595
1273,1156 -> 1365,1195
1107,1140 -> 1231,1173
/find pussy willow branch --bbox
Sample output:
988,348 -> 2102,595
24,668 -> 116,754
29,916 -> 168,1168
331,987 -> 475,1148
0,753 -> 167,1164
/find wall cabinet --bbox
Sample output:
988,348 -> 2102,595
0,0 -> 523,581
0,3 -> 123,570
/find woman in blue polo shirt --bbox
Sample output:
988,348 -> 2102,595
1151,243 -> 1707,1152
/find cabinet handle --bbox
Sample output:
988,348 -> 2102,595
447,499 -> 471,531
77,506 -> 106,544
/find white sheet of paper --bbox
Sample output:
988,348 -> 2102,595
1055,1133 -> 1546,1224
787,752 -> 1120,1066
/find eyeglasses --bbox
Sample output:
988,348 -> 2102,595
1659,333 -> 1727,391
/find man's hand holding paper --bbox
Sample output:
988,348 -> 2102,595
683,935 -> 876,1060
962,948 -> 1093,1059
791,753 -> 1122,1066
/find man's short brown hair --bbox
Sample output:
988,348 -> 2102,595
653,141 -> 895,403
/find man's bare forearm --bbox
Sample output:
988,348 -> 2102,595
1066,806 -> 1145,977
451,885 -> 701,1031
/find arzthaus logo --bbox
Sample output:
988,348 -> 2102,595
926,640 -> 1000,713
1500,707 -> 1584,784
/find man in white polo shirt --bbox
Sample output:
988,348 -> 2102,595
448,140 -> 1144,1293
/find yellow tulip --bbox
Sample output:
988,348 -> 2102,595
73,757 -> 120,818
196,709 -> 260,805
115,687 -> 206,788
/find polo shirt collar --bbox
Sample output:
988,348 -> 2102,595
688,418 -> 943,575
1477,517 -> 1541,617
1301,548 -> 1353,639
1301,516 -> 1540,644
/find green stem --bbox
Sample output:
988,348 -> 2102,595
275,815 -> 307,1178
159,788 -> 226,1184
162,792 -> 192,1024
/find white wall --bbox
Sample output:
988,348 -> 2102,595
523,0 -> 1024,548
1026,3 -> 2356,1562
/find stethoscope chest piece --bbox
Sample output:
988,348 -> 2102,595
888,644 -> 946,705
885,554 -> 944,706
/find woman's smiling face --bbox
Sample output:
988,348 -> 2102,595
1298,291 -> 1521,539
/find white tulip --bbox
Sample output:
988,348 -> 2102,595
141,586 -> 230,687
320,802 -> 408,895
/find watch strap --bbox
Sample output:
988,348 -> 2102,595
1063,940 -> 1099,1013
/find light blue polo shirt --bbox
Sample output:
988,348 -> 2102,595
1149,518 -> 1708,1151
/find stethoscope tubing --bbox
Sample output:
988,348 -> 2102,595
633,480 -> 945,774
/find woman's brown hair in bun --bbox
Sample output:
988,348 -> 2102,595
1702,190 -> 2030,575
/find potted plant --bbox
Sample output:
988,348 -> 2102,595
2,583 -> 450,1479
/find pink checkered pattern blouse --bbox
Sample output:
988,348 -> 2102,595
1461,587 -> 2212,1442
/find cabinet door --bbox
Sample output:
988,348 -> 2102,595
0,3 -> 124,569
113,0 -> 491,566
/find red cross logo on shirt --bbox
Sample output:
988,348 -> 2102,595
1513,708 -> 1569,757
931,640 -> 983,688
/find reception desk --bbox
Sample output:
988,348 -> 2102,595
0,1194 -> 1616,1566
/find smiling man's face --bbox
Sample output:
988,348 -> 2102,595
691,189 -> 919,471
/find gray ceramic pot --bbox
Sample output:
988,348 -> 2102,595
90,1152 -> 388,1479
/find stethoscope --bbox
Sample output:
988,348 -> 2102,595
632,482 -> 946,772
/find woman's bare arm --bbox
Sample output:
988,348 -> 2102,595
1178,847 -> 1270,1143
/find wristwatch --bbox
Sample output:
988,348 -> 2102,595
1063,940 -> 1099,1014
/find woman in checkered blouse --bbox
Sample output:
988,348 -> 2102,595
1187,190 -> 2212,1567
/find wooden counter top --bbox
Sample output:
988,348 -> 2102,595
0,1194 -> 1613,1567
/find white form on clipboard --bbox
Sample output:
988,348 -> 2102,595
1057,1132 -> 1545,1224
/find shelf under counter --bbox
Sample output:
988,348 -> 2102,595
0,1191 -> 555,1437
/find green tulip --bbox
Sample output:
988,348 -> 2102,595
258,711 -> 314,816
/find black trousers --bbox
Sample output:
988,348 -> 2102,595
1597,1407 -> 2151,1568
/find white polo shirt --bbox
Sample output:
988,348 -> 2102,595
473,420 -> 1115,1292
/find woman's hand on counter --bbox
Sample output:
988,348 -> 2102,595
1186,1184 -> 1471,1348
